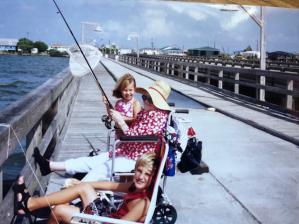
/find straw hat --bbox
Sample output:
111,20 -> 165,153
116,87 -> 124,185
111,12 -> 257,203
136,80 -> 171,111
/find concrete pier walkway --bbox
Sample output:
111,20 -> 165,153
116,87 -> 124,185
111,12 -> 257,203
46,59 -> 299,224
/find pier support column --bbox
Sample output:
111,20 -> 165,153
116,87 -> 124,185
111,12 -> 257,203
185,66 -> 189,80
207,70 -> 211,85
218,70 -> 223,89
259,75 -> 266,102
287,80 -> 294,110
234,72 -> 240,94
166,63 -> 169,75
194,67 -> 198,82
171,64 -> 175,76
158,62 -> 161,72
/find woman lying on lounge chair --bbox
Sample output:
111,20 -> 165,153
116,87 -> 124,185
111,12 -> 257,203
14,153 -> 159,223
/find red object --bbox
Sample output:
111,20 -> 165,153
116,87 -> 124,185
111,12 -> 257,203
187,127 -> 196,137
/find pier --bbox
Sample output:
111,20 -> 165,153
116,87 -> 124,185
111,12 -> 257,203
0,57 -> 299,224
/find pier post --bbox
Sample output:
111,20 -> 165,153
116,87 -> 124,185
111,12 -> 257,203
234,72 -> 240,94
171,64 -> 175,76
259,75 -> 266,102
207,69 -> 210,84
166,63 -> 169,75
287,80 -> 294,110
185,66 -> 189,80
218,70 -> 223,89
194,67 -> 198,82
157,62 -> 161,72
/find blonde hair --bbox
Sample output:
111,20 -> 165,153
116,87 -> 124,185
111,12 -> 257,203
133,152 -> 160,196
135,152 -> 159,172
112,74 -> 136,99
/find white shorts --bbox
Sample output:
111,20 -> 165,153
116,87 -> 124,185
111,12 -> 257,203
65,152 -> 135,181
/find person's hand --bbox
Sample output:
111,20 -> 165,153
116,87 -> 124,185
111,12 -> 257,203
110,109 -> 124,123
110,110 -> 128,131
102,96 -> 108,105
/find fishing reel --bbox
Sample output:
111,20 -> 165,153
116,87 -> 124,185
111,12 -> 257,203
101,115 -> 112,129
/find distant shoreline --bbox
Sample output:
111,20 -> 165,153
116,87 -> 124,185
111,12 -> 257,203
0,51 -> 69,57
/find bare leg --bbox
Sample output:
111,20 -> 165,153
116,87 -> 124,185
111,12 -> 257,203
27,182 -> 97,212
48,204 -> 79,224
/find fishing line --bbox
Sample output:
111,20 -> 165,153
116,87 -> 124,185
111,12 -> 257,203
0,123 -> 60,224
51,0 -> 114,109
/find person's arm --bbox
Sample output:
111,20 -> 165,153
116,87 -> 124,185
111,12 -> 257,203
132,100 -> 142,119
88,181 -> 132,193
110,110 -> 129,132
121,198 -> 150,222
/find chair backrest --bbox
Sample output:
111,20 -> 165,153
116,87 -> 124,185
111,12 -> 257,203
143,139 -> 169,223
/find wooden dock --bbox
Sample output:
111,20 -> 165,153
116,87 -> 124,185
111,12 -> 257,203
46,58 -> 299,224
1,58 -> 299,224
46,64 -> 117,193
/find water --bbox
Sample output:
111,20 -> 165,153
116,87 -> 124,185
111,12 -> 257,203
0,55 -> 69,110
0,55 -> 68,196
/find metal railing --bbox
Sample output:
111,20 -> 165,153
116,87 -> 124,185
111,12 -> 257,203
120,55 -> 299,115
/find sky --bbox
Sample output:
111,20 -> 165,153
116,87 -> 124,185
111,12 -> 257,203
1,0 -> 299,53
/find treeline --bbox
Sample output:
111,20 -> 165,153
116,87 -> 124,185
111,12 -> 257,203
17,38 -> 48,53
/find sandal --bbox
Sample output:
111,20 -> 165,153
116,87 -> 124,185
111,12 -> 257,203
13,176 -> 31,215
12,176 -> 51,221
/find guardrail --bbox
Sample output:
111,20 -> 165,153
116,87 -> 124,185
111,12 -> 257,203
0,68 -> 80,222
120,55 -> 299,115
132,54 -> 299,73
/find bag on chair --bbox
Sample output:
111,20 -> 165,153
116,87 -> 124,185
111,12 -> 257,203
177,136 -> 202,173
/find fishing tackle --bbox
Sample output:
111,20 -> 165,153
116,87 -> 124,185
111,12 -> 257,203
51,0 -> 114,117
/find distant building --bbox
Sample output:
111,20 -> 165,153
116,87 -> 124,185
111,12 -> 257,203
160,46 -> 184,56
119,48 -> 133,55
187,47 -> 220,57
31,48 -> 39,54
240,50 -> 260,59
268,51 -> 294,60
140,48 -> 161,55
0,38 -> 18,52
49,44 -> 69,53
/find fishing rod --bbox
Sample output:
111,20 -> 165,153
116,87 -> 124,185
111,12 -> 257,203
51,0 -> 114,109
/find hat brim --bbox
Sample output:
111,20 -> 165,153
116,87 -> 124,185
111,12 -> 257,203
136,87 -> 171,111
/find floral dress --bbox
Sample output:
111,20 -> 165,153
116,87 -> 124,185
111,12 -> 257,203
109,108 -> 169,160
114,98 -> 134,118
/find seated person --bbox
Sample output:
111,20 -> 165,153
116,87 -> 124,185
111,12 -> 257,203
33,80 -> 172,181
103,73 -> 141,139
14,153 -> 159,223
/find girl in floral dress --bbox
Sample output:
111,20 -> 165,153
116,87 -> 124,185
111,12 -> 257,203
108,73 -> 141,138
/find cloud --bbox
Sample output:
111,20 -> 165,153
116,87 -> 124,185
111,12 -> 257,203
167,2 -> 208,21
141,9 -> 175,37
220,6 -> 258,31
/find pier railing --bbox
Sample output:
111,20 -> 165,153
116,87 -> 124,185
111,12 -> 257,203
120,54 -> 299,115
0,68 -> 80,222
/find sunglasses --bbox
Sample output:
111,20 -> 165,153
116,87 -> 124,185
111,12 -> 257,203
142,95 -> 153,104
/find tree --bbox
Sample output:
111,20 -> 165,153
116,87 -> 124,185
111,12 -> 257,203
17,38 -> 34,53
244,45 -> 252,52
34,41 -> 48,53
